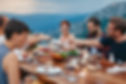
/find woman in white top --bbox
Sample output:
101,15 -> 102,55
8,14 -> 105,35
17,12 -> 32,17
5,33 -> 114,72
59,20 -> 76,51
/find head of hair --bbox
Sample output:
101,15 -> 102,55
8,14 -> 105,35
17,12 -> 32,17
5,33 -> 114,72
61,20 -> 70,27
0,15 -> 5,28
109,17 -> 126,34
5,19 -> 30,39
88,17 -> 101,26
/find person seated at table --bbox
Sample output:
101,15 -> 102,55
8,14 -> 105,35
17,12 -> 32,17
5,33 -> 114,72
76,17 -> 126,63
0,15 -> 9,44
86,17 -> 103,55
59,20 -> 76,50
87,17 -> 102,39
0,19 -> 30,84
0,15 -> 50,61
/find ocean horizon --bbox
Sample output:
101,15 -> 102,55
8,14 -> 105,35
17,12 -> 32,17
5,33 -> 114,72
2,13 -> 88,38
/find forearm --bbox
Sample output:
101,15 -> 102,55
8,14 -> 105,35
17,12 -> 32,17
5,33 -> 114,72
28,34 -> 51,46
20,63 -> 37,74
75,39 -> 101,47
27,35 -> 41,46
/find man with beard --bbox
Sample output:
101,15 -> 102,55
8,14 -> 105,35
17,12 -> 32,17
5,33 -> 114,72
76,17 -> 126,62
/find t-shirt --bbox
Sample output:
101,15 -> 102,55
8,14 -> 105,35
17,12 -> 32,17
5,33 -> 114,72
0,35 -> 5,45
100,37 -> 126,62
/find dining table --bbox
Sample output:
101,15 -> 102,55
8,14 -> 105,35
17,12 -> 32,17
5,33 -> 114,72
23,46 -> 126,84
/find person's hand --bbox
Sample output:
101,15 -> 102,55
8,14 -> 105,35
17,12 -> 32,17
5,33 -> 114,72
24,76 -> 34,84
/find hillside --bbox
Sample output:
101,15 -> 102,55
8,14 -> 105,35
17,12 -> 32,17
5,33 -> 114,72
88,1 -> 126,31
67,2 -> 126,38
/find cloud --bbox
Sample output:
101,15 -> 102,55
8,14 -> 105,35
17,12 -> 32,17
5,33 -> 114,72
0,0 -> 37,14
0,0 -> 125,14
0,0 -> 65,14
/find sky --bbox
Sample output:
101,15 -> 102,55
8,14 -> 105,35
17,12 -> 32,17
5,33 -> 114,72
0,0 -> 125,14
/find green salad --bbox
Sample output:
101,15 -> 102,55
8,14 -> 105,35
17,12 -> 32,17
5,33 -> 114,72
60,50 -> 79,59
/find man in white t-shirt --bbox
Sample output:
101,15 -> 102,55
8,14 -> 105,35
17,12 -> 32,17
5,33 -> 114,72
0,16 -> 9,44
0,35 -> 5,44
